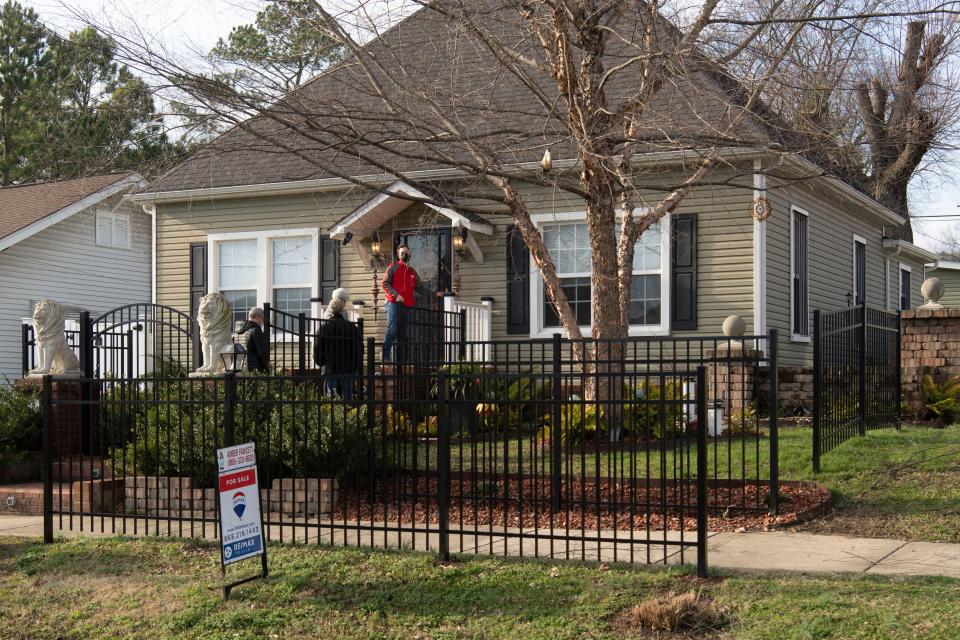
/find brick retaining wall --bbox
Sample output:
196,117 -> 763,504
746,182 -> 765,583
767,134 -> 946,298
124,476 -> 337,519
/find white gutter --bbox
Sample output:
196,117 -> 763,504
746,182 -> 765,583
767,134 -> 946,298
142,204 -> 157,304
882,238 -> 938,262
130,147 -> 767,205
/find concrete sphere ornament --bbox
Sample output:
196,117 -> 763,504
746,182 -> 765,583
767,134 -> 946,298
722,314 -> 746,338
920,277 -> 945,309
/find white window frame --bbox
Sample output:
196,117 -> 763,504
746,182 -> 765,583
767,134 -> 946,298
852,234 -> 867,307
899,263 -> 912,310
95,210 -> 131,249
528,211 -> 671,337
207,228 -> 321,324
790,206 -> 810,343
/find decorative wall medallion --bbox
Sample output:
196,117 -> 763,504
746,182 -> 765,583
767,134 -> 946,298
752,196 -> 772,222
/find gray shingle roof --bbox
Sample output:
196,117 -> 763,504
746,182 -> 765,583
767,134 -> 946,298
143,4 -> 787,195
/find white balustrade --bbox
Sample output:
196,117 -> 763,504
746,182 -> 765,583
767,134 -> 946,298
443,295 -> 494,363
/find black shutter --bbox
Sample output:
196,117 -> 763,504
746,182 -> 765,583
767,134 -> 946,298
506,226 -> 530,334
318,235 -> 340,303
189,242 -> 207,320
670,214 -> 697,331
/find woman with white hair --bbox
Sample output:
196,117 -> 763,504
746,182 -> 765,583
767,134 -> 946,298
314,288 -> 360,399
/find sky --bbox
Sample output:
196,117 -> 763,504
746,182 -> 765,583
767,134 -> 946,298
23,0 -> 960,253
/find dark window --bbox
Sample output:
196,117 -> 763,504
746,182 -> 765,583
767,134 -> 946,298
854,239 -> 866,306
543,277 -> 591,327
792,210 -> 808,336
900,269 -> 911,310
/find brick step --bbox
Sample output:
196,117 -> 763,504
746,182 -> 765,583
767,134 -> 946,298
0,483 -> 69,516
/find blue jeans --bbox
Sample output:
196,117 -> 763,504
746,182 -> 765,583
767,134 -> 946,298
383,302 -> 406,362
325,376 -> 353,401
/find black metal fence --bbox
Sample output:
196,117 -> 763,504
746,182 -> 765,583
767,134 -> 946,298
40,332 -> 781,577
22,304 -> 197,379
23,302 -> 466,379
812,305 -> 901,471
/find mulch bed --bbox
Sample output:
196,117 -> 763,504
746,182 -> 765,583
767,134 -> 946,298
333,475 -> 830,533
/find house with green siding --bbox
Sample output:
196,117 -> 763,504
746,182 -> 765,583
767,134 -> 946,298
129,5 -> 935,407
923,261 -> 960,307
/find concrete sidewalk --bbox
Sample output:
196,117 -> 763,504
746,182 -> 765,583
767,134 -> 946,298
2,514 -> 957,579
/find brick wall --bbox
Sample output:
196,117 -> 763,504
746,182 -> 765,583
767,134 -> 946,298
900,308 -> 960,411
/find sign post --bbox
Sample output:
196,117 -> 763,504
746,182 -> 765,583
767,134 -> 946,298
216,442 -> 268,599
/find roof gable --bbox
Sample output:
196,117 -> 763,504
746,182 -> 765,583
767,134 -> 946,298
0,173 -> 142,251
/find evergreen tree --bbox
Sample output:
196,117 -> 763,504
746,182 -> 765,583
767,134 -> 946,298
0,1 -> 49,185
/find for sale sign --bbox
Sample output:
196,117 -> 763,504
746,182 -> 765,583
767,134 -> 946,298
217,443 -> 264,566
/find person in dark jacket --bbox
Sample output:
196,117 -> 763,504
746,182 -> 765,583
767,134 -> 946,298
381,244 -> 420,362
314,288 -> 361,399
234,307 -> 269,372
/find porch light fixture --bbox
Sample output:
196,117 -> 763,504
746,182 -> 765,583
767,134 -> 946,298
453,227 -> 468,258
370,233 -> 382,259
220,341 -> 247,373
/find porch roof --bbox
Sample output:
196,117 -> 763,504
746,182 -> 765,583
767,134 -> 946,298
328,181 -> 494,240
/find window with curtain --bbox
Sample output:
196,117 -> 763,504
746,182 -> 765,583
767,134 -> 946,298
219,239 -> 258,324
540,222 -> 662,328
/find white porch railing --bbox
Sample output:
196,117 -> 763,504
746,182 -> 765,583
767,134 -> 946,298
443,295 -> 494,363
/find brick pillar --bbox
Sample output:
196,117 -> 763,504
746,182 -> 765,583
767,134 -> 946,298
15,378 -> 100,457
704,344 -> 762,414
900,308 -> 960,413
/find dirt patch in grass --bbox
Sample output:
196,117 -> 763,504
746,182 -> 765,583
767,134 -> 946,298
610,590 -> 728,639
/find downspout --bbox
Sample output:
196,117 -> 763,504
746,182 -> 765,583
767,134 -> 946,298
142,204 -> 157,304
883,243 -> 902,310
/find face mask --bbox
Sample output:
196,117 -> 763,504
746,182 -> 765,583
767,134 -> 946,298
400,253 -> 410,263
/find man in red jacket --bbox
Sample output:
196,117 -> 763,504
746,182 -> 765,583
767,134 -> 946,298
381,244 -> 420,362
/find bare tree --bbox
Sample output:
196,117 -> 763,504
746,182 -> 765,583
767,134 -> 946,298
725,0 -> 960,239
91,0 -> 959,355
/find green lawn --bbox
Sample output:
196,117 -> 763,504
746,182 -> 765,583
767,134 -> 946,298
2,536 -> 958,640
392,424 -> 960,542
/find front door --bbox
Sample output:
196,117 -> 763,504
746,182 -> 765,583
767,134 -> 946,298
393,228 -> 452,308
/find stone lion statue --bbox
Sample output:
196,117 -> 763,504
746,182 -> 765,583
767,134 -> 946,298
28,299 -> 81,377
192,292 -> 236,375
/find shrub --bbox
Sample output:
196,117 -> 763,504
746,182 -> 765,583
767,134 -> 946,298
553,380 -> 687,444
0,380 -> 41,465
724,406 -> 765,437
628,379 -> 686,439
112,377 -> 378,486
922,375 -> 960,424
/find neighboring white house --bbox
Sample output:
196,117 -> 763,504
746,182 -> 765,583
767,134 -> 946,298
0,172 -> 150,381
